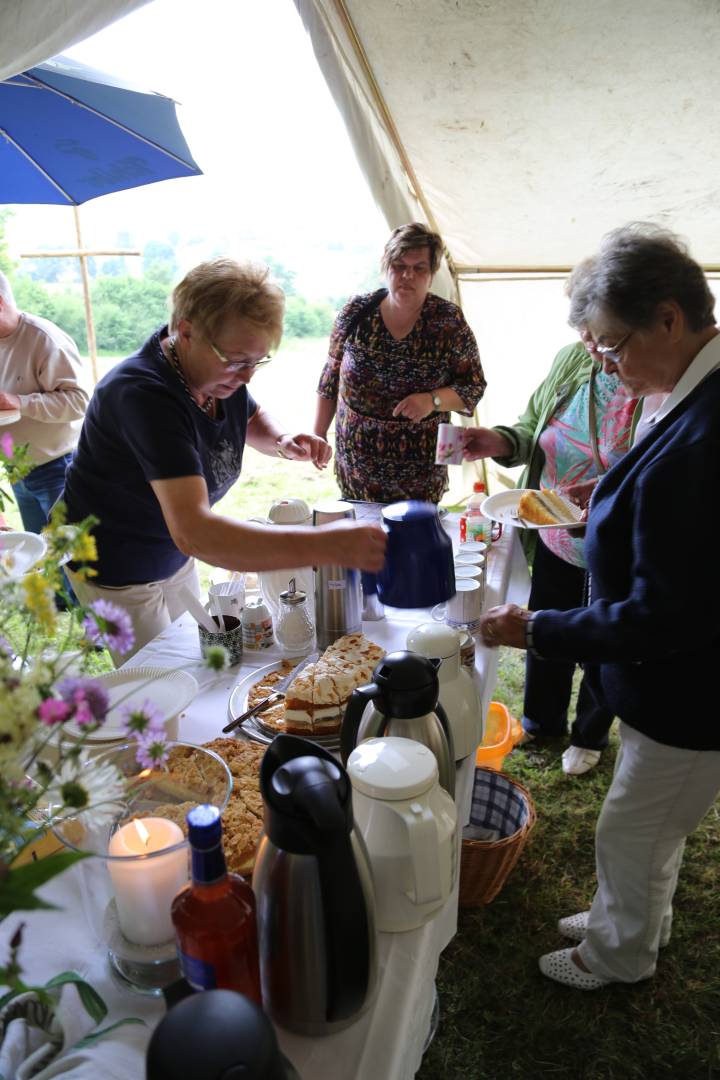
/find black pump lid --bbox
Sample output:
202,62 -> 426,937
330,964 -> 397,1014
260,735 -> 352,854
146,988 -> 299,1080
370,650 -> 441,717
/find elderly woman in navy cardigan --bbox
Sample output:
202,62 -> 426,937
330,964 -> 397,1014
480,223 -> 720,990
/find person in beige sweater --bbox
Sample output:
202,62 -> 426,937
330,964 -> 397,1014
0,272 -> 89,533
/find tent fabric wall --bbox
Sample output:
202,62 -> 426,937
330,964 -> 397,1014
295,0 -> 720,270
294,0 -> 460,302
0,0 -> 151,81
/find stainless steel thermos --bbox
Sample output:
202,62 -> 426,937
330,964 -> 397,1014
312,500 -> 362,649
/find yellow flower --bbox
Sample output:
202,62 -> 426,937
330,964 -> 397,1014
72,533 -> 98,563
22,573 -> 57,634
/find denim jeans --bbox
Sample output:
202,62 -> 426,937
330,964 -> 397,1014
11,453 -> 73,533
12,453 -> 74,607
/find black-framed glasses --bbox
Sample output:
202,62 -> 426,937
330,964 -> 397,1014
594,331 -> 633,364
209,340 -> 273,371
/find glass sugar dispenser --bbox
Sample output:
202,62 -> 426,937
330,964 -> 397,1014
275,577 -> 316,658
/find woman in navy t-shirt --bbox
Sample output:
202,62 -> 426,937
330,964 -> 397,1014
63,257 -> 385,660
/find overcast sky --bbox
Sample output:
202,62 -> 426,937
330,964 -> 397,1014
5,0 -> 388,296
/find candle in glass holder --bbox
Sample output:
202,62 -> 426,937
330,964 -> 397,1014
108,817 -> 188,946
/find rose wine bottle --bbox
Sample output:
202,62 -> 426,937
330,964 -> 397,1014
171,804 -> 261,1001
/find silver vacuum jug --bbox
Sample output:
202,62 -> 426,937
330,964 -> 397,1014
312,500 -> 362,649
252,735 -> 377,1036
340,651 -> 456,798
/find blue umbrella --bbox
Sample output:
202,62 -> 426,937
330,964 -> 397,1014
0,53 -> 201,205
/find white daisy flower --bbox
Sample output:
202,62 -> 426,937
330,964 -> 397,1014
43,749 -> 127,831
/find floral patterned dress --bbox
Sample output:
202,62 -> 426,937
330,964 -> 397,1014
317,292 -> 486,503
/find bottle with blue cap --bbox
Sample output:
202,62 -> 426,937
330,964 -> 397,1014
171,804 -> 261,1001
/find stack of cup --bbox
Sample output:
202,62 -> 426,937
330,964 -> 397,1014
455,542 -> 487,606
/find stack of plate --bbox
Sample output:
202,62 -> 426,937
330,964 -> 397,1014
63,667 -> 199,742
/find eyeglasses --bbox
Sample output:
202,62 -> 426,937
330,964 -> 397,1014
209,341 -> 273,372
594,331 -> 633,364
390,260 -> 431,277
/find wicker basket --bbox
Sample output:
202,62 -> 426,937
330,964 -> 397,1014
459,767 -> 536,907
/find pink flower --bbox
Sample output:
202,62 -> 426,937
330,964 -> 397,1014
0,433 -> 12,459
38,698 -> 73,726
135,731 -> 170,770
83,600 -> 135,656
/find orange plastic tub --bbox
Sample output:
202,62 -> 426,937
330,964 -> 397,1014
475,701 -> 520,771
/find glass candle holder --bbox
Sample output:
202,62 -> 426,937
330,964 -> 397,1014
54,741 -> 232,996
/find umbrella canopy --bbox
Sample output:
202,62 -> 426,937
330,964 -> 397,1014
0,53 -> 201,205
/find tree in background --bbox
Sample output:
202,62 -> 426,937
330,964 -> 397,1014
0,211 -> 15,276
264,256 -> 297,297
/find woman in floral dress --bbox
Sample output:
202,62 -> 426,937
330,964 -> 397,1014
314,223 -> 486,503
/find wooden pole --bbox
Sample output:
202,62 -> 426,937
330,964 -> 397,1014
72,207 -> 99,385
21,236 -> 140,387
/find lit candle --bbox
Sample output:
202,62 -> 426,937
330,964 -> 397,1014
107,817 -> 188,946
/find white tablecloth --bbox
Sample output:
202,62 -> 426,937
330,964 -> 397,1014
1,524 -> 530,1080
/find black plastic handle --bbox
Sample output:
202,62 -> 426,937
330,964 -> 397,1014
340,682 -> 382,764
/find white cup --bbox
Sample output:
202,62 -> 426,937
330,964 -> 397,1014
454,563 -> 483,583
435,422 -> 465,466
432,580 -> 483,631
458,541 -> 488,558
208,581 -> 245,618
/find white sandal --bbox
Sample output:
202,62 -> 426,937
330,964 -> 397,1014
558,910 -> 671,948
562,746 -> 601,775
538,948 -> 609,990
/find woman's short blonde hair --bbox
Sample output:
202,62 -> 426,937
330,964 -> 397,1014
169,257 -> 285,349
380,223 -> 444,276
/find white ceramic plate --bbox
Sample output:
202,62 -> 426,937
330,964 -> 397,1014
481,490 -> 584,530
0,531 -> 48,577
64,667 -> 199,742
228,661 -> 341,748
0,409 -> 21,426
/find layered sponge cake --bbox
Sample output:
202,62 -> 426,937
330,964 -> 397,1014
267,633 -> 385,736
517,488 -> 579,526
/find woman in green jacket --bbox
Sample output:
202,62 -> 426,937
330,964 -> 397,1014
463,334 -> 641,774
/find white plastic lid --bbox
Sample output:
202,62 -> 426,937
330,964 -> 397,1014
406,621 -> 460,660
348,737 -> 438,800
268,498 -> 311,524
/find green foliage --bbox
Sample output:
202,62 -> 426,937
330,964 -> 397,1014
264,256 -> 297,296
0,210 -> 16,276
91,273 -> 169,352
283,295 -> 336,338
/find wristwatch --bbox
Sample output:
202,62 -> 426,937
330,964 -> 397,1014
431,392 -> 443,410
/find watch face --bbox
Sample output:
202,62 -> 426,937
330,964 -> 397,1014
432,394 -> 442,408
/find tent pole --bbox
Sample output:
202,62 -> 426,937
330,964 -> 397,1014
73,206 -> 99,385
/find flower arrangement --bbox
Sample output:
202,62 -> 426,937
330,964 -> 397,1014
0,434 -> 227,1017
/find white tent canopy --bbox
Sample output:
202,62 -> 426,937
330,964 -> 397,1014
0,1 -> 151,82
294,0 -> 720,280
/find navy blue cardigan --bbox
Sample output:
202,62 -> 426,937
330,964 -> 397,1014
532,367 -> 720,750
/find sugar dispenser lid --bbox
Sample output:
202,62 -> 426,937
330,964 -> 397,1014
279,577 -> 307,605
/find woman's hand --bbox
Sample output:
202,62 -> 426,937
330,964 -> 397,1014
561,477 -> 598,516
0,392 -> 21,411
319,520 -> 387,571
462,427 -> 512,460
276,433 -> 332,469
392,392 -> 434,421
480,604 -> 533,650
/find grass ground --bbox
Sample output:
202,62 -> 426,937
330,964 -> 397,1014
417,648 -> 720,1080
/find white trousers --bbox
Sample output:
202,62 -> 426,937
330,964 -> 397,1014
66,558 -> 201,666
578,721 -> 720,982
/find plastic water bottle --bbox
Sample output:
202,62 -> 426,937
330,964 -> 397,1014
461,482 -> 493,545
